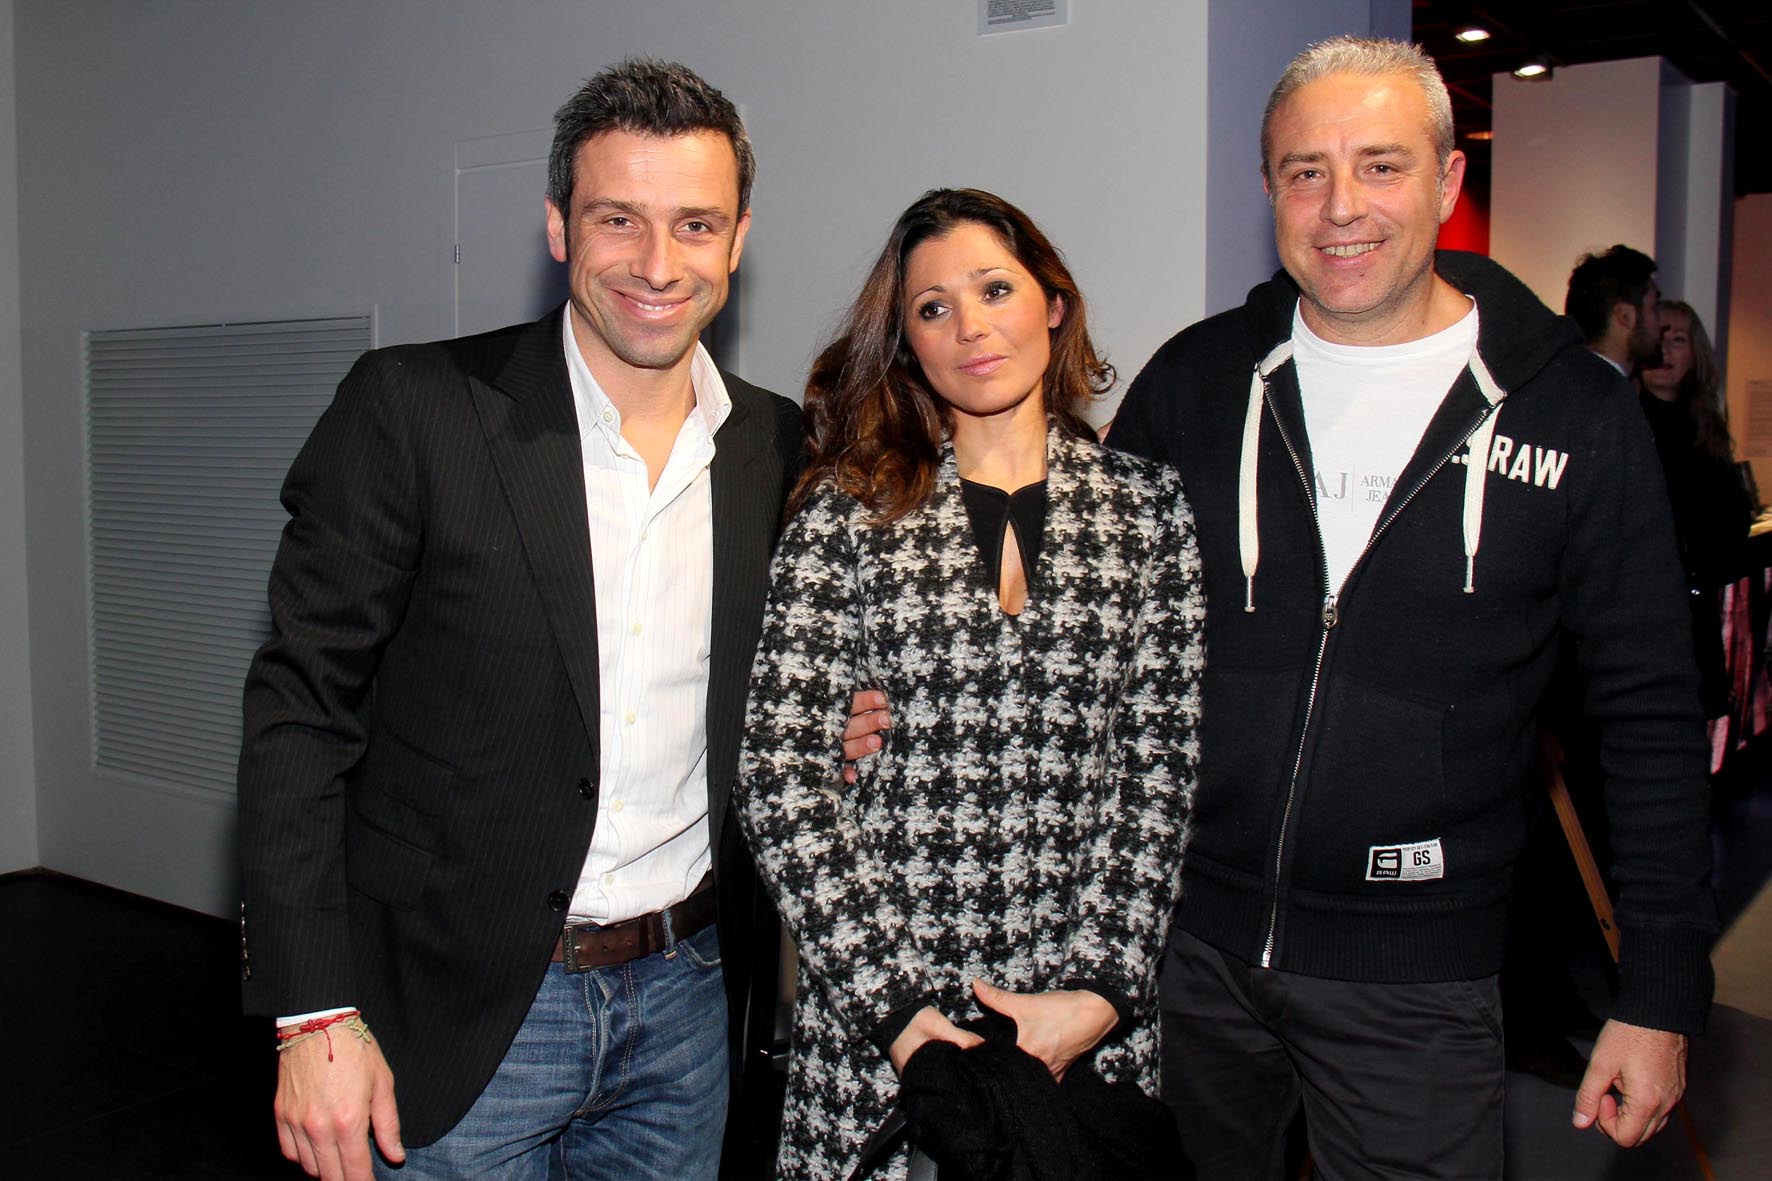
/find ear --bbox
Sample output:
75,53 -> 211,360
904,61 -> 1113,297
545,198 -> 569,264
1437,150 -> 1467,225
1048,292 -> 1066,330
1613,299 -> 1638,335
727,208 -> 752,274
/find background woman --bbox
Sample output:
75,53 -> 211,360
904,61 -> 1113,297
1637,299 -> 1753,717
735,188 -> 1204,1180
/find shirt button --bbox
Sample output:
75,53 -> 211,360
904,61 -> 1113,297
611,799 -> 624,813
601,408 -> 615,424
577,776 -> 595,800
629,620 -> 642,636
547,890 -> 569,912
625,710 -> 637,726
603,873 -> 614,886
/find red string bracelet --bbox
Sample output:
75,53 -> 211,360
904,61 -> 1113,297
276,1010 -> 364,1062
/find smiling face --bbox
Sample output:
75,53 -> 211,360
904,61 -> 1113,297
544,129 -> 749,388
901,221 -> 1062,429
1264,71 -> 1465,345
1641,305 -> 1691,402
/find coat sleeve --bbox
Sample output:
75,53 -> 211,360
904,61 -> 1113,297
1057,475 -> 1205,1009
237,349 -> 424,1017
1561,380 -> 1717,1034
736,491 -> 939,1039
1103,340 -> 1179,465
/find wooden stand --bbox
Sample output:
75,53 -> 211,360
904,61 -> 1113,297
1538,729 -> 1715,1179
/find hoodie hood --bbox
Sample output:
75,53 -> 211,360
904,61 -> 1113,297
1233,250 -> 1568,608
1239,250 -> 1580,391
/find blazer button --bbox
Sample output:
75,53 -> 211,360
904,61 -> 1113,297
547,890 -> 569,912
578,776 -> 595,800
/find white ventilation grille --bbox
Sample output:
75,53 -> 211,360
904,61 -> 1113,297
85,317 -> 372,800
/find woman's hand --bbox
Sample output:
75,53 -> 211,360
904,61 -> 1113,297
888,1006 -> 986,1075
841,690 -> 891,784
972,979 -> 1118,1081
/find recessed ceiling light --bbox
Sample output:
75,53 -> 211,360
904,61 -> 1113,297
1455,27 -> 1491,43
1513,60 -> 1551,79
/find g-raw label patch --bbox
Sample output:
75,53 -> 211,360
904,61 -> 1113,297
1366,838 -> 1445,882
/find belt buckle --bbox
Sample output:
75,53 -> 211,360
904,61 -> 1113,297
561,924 -> 590,973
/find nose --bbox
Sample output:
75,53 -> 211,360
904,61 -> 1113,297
1322,167 -> 1365,227
954,299 -> 989,342
631,229 -> 681,291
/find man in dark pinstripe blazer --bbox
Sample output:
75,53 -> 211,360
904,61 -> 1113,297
238,59 -> 801,1181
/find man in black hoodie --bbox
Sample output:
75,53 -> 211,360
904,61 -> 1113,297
1111,35 -> 1713,1179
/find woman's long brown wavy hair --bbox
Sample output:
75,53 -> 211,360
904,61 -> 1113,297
1656,299 -> 1734,463
787,188 -> 1114,524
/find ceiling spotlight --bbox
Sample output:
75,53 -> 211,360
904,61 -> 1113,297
1454,27 -> 1491,43
1464,129 -> 1495,141
1512,58 -> 1552,80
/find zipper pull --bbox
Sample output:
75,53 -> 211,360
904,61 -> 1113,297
1322,592 -> 1339,629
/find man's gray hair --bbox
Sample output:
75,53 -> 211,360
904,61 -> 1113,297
1260,36 -> 1455,178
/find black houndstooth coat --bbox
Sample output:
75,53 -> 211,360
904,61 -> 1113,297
737,428 -> 1206,1181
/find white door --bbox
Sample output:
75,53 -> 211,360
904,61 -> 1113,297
455,130 -> 568,338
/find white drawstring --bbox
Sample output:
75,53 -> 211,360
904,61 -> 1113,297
1461,349 -> 1506,594
1238,336 -> 1508,607
1239,341 -> 1295,612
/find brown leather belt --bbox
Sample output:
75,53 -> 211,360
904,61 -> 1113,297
551,877 -> 716,972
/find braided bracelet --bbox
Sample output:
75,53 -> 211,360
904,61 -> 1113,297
276,1011 -> 374,1061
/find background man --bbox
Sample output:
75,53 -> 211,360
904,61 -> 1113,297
238,58 -> 800,1181
1112,36 -> 1714,1179
1566,244 -> 1663,378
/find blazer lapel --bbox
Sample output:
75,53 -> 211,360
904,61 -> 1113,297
706,388 -> 776,853
467,309 -> 602,756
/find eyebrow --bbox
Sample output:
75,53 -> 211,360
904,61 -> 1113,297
580,197 -> 730,223
907,266 -> 1011,302
1276,143 -> 1417,170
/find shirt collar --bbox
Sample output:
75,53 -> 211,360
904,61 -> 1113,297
561,304 -> 732,442
1589,347 -> 1630,378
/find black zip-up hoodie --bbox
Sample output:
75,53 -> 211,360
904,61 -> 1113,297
1112,252 -> 1714,1034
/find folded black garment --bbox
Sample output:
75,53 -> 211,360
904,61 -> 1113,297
850,1014 -> 1183,1181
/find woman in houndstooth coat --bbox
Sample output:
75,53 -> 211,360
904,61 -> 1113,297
736,189 -> 1205,1181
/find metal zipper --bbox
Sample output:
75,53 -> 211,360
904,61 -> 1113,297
1260,399 -> 1331,968
1256,389 -> 1500,969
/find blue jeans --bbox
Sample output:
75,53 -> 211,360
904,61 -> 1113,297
378,922 -> 729,1181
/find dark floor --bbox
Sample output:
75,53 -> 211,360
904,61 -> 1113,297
0,872 -> 292,1180
0,870 -> 787,1181
5,805 -> 1769,1180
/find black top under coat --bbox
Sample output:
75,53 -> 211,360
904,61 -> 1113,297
958,478 -> 1049,589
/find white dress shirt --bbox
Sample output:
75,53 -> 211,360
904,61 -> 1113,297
562,306 -> 728,924
280,311 -> 728,1024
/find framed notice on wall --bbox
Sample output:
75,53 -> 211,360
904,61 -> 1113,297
1747,380 -> 1772,457
978,0 -> 1067,35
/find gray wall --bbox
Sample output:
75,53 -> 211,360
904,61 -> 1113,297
0,0 -> 36,874
9,0 -> 1418,912
12,0 -> 1218,913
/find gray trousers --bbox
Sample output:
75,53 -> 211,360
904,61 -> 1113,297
1159,927 -> 1505,1181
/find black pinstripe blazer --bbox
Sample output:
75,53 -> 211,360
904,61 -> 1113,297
237,305 -> 802,1146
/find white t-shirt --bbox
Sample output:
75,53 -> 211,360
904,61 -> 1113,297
1294,301 -> 1478,592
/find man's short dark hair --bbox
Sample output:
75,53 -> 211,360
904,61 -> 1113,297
548,57 -> 754,216
1565,245 -> 1657,343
